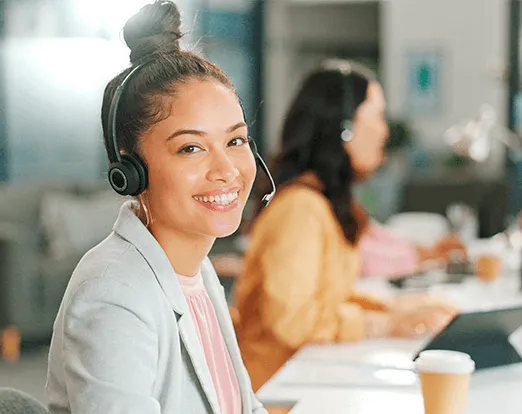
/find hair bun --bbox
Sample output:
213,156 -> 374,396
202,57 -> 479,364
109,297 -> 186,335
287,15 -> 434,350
123,1 -> 182,64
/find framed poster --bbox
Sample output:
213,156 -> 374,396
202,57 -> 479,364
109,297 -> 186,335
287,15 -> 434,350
405,48 -> 444,115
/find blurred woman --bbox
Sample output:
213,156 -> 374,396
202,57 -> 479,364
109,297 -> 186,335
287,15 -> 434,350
233,59 -> 457,391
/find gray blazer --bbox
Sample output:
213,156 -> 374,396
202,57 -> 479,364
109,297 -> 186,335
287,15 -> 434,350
46,202 -> 266,414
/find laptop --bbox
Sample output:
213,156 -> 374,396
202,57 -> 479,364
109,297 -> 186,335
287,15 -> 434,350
415,305 -> 522,369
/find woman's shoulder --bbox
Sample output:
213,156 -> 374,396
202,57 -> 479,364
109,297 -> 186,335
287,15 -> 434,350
77,234 -> 144,275
267,181 -> 332,219
248,182 -> 335,243
63,234 -> 158,308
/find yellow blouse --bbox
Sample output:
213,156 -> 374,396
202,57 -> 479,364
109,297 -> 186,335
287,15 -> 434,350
234,174 -> 388,391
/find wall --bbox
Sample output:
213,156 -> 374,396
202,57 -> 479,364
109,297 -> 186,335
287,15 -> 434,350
3,38 -> 127,181
381,0 -> 509,173
264,0 -> 509,174
0,0 -> 208,182
2,0 -> 143,182
263,1 -> 379,155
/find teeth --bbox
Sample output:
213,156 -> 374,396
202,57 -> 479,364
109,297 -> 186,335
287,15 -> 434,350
194,191 -> 238,205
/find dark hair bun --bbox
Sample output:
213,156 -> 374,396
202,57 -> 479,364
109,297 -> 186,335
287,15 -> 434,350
123,1 -> 182,64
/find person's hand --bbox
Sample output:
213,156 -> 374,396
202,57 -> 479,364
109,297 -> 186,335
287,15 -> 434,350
432,233 -> 466,260
389,305 -> 458,338
415,233 -> 466,265
390,293 -> 455,313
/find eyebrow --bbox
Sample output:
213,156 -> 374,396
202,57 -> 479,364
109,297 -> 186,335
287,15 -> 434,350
166,122 -> 248,141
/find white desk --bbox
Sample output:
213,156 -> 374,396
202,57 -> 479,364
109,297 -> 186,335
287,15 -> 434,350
257,270 -> 522,413
258,353 -> 522,409
356,269 -> 522,313
283,389 -> 423,414
288,382 -> 522,414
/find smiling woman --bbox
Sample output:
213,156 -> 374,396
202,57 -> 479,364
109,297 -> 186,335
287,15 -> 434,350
138,77 -> 257,264
45,2 -> 268,414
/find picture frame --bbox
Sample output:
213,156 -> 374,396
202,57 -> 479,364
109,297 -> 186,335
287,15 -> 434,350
404,48 -> 444,115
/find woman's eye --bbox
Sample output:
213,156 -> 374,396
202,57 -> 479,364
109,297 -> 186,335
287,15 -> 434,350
179,145 -> 202,154
228,137 -> 248,147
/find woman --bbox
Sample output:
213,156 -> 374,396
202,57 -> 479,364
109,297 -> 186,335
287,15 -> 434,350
234,60 -> 456,391
46,2 -> 267,413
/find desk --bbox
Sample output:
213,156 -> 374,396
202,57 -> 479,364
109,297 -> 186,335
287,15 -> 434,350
288,381 -> 522,414
257,271 -> 522,413
356,269 -> 522,314
259,346 -> 522,413
282,390 -> 423,414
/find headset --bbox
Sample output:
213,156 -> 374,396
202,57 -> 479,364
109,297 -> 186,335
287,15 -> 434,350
106,62 -> 276,207
321,59 -> 356,143
339,64 -> 355,143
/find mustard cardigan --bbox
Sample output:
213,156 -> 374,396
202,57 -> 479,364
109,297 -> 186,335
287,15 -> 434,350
234,174 -> 388,391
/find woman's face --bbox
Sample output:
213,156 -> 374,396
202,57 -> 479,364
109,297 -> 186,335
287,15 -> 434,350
343,81 -> 389,178
140,78 -> 257,239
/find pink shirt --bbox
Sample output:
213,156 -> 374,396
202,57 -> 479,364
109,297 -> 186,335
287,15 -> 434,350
360,222 -> 420,278
177,271 -> 242,414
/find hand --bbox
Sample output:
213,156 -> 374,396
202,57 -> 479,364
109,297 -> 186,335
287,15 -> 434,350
432,233 -> 466,260
389,305 -> 458,338
416,234 -> 466,265
390,293 -> 456,313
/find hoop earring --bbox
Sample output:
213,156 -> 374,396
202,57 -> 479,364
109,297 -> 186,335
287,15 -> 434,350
138,193 -> 152,228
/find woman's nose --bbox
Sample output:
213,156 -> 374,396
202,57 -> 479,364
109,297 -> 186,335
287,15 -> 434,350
206,151 -> 240,184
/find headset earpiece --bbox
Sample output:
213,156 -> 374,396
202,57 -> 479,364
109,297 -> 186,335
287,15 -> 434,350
108,154 -> 148,196
341,120 -> 354,142
339,64 -> 355,143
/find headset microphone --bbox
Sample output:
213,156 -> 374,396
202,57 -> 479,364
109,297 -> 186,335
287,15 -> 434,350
248,138 -> 276,207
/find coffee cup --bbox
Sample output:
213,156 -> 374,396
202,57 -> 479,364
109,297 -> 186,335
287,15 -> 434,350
415,350 -> 475,414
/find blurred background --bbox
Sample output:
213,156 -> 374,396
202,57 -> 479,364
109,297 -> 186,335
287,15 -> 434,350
2,0 -> 522,407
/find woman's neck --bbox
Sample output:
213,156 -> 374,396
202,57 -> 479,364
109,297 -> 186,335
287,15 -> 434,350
149,222 -> 215,277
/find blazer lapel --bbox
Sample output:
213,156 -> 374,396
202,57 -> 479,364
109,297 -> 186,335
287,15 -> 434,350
202,258 -> 252,414
113,202 -> 221,414
177,311 -> 221,414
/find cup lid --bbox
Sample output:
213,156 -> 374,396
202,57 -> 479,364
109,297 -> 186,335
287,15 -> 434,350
415,350 -> 475,374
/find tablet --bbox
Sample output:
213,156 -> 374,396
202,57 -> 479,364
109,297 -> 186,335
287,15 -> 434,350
416,305 -> 522,369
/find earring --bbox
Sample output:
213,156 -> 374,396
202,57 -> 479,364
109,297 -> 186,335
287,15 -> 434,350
341,120 -> 354,142
139,193 -> 152,228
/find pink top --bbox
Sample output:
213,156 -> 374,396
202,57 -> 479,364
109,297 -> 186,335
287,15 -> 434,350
177,271 -> 242,414
359,222 -> 420,278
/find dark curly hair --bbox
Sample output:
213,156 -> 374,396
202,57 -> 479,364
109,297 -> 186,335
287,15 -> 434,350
274,60 -> 375,244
